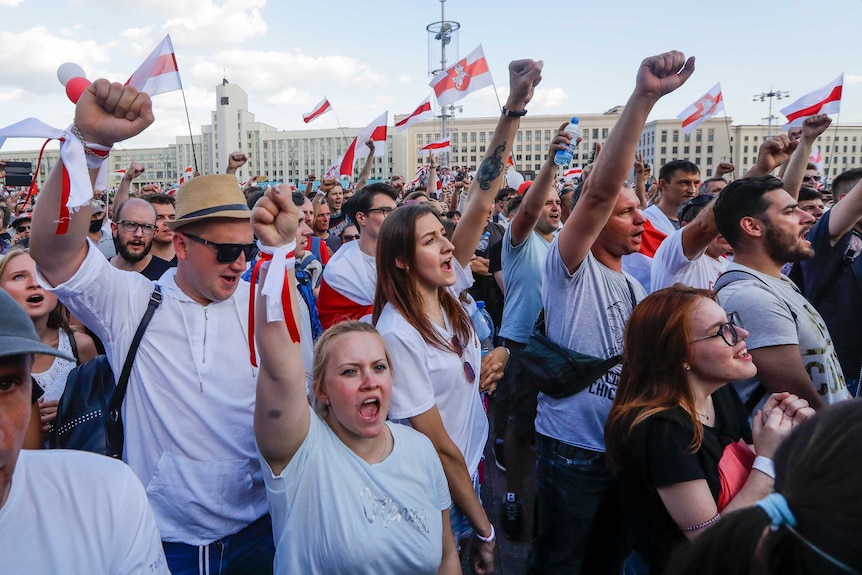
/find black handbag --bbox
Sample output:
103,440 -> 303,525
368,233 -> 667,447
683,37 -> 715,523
50,286 -> 162,457
519,310 -> 621,399
519,280 -> 638,400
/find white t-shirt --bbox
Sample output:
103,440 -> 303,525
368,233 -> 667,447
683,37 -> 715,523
41,243 -> 268,545
651,226 -> 728,292
262,409 -> 450,575
376,262 -> 488,476
1,450 -> 168,574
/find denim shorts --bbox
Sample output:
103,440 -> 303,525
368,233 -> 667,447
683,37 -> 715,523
449,471 -> 482,543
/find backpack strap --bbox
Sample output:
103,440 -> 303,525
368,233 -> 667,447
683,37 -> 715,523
67,329 -> 81,366
107,285 -> 163,417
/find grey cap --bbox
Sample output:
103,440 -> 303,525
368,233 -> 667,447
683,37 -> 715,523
0,290 -> 75,361
90,199 -> 106,214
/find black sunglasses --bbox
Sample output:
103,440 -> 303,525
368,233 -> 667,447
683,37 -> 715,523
803,175 -> 822,182
183,233 -> 258,263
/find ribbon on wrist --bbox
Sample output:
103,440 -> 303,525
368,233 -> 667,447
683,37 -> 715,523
247,239 -> 299,367
0,118 -> 111,234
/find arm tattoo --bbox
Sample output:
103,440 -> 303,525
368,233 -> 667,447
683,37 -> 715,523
477,144 -> 506,190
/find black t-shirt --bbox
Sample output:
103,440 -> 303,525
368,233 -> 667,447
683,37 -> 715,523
469,222 -> 506,331
616,385 -> 752,571
140,255 -> 176,281
488,238 -> 503,277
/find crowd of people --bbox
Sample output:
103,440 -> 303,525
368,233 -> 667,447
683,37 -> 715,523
1,48 -> 860,575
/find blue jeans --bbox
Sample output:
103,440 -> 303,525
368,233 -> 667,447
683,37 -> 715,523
163,514 -> 275,575
527,434 -> 628,575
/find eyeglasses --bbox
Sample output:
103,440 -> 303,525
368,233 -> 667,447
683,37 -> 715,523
117,220 -> 158,236
803,175 -> 822,182
14,225 -> 30,233
451,335 -> 476,384
690,312 -> 744,347
183,233 -> 259,263
341,234 -> 360,241
365,206 -> 395,215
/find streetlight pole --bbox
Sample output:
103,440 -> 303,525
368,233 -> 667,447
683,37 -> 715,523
753,89 -> 790,138
426,0 -> 460,167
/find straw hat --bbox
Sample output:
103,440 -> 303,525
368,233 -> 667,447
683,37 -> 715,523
167,174 -> 250,230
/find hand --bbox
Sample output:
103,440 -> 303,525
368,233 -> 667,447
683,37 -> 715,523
228,152 -> 248,170
123,161 -> 145,182
633,153 -> 645,176
787,127 -> 803,142
250,185 -> 299,247
755,135 -> 799,173
74,79 -> 154,147
635,50 -> 695,101
307,174 -> 316,182
427,198 -> 445,216
479,347 -> 509,394
506,59 -> 543,110
471,536 -> 495,575
715,162 -> 735,177
319,176 -> 338,193
752,393 -> 795,459
140,183 -> 161,194
767,392 -> 815,427
38,398 -> 59,431
364,139 -> 375,152
802,114 -> 832,141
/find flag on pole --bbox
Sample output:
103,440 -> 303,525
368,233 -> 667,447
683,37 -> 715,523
126,35 -> 182,96
303,97 -> 332,124
420,138 -> 450,154
395,97 -> 433,131
339,112 -> 388,177
178,165 -> 194,188
429,45 -> 493,106
781,74 -> 844,128
677,83 -> 724,135
324,156 -> 343,179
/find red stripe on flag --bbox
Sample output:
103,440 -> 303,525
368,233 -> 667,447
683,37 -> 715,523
681,92 -> 723,128
784,86 -> 843,123
396,101 -> 432,127
433,58 -> 491,96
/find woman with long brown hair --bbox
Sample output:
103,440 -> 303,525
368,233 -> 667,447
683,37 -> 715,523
605,285 -> 813,573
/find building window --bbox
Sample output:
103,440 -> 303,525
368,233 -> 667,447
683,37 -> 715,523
661,131 -> 667,143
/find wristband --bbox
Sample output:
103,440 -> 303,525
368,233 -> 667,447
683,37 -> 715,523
475,524 -> 495,543
501,106 -> 527,117
247,239 -> 299,367
752,455 -> 776,479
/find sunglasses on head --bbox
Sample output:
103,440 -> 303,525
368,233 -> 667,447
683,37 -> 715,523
451,335 -> 476,384
183,233 -> 258,263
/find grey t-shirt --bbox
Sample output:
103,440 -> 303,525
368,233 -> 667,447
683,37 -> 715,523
539,239 -> 646,451
498,227 -> 551,343
716,262 -> 849,408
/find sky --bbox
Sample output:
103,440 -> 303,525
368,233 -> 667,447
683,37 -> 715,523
2,0 -> 862,152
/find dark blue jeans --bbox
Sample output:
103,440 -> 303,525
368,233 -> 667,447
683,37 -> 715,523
163,514 -> 275,575
527,434 -> 628,575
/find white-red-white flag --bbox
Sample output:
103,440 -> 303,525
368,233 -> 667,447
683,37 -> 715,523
677,83 -> 724,135
324,156 -> 343,179
395,97 -> 433,132
126,35 -> 182,97
781,74 -> 843,129
420,138 -> 450,154
809,146 -> 824,174
429,45 -> 493,106
339,112 -> 388,177
303,97 -> 332,124
563,167 -> 582,181
178,165 -> 194,188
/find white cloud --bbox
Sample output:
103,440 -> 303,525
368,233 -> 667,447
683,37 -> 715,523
0,0 -> 23,6
846,74 -> 862,85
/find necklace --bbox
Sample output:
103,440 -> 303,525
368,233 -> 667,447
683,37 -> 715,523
696,396 -> 713,420
378,427 -> 390,463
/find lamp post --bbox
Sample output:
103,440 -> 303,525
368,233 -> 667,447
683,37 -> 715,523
753,89 -> 790,138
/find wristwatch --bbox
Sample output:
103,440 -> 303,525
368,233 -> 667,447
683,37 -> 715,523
501,106 -> 528,117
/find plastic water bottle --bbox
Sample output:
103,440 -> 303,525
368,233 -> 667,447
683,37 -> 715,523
476,230 -> 491,253
554,117 -> 581,167
474,301 -> 495,356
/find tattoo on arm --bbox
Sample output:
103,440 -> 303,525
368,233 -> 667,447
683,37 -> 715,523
477,144 -> 506,191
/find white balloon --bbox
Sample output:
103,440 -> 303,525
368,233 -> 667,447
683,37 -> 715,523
57,62 -> 86,87
505,171 -> 525,189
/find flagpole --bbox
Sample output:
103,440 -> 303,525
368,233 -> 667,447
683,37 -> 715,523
722,110 -> 734,180
330,106 -> 352,150
179,85 -> 199,175
825,113 -> 841,188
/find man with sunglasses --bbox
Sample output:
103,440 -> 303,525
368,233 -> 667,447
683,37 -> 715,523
109,198 -> 172,281
803,163 -> 822,189
317,183 -> 398,329
30,82 -> 275,574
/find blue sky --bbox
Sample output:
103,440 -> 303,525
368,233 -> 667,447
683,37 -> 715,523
2,0 -> 861,151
